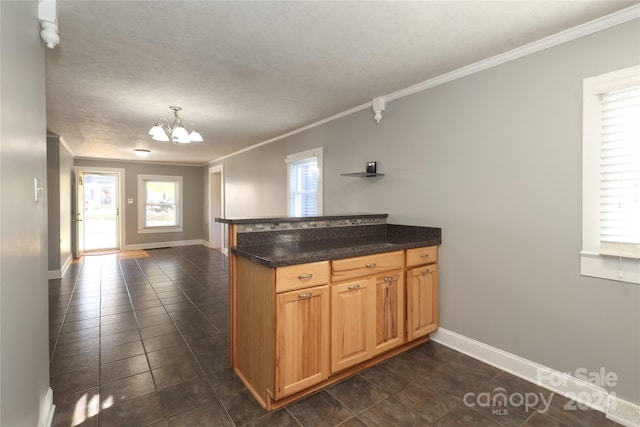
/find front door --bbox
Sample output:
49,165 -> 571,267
73,169 -> 85,258
74,168 -> 122,256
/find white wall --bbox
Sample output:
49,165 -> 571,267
47,136 -> 72,274
47,136 -> 61,270
213,20 -> 640,404
74,158 -> 203,247
0,1 -> 52,426
59,143 -> 73,266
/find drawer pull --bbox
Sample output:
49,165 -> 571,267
298,274 -> 313,279
365,262 -> 377,268
420,253 -> 430,258
298,292 -> 313,299
383,276 -> 394,282
421,269 -> 430,275
347,284 -> 361,290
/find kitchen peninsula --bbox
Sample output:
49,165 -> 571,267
215,214 -> 442,410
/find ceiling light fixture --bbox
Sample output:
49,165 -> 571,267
134,149 -> 150,158
372,97 -> 386,124
149,106 -> 203,144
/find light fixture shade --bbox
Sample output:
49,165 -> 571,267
148,125 -> 163,137
134,149 -> 150,158
151,107 -> 203,144
189,130 -> 203,142
172,126 -> 190,143
151,131 -> 169,142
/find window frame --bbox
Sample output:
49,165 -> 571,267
286,147 -> 323,217
137,174 -> 184,234
581,65 -> 640,285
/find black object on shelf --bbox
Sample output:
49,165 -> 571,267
340,161 -> 385,177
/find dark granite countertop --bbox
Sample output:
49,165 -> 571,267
231,232 -> 441,268
215,213 -> 387,224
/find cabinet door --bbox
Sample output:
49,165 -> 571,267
373,271 -> 404,355
406,264 -> 439,341
330,278 -> 375,373
275,285 -> 329,399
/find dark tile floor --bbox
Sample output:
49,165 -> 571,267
49,245 -> 618,427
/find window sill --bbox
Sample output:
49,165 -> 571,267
138,227 -> 183,234
580,251 -> 640,285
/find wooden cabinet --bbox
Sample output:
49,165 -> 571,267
406,246 -> 438,268
276,261 -> 329,293
373,271 -> 404,355
331,251 -> 403,282
406,262 -> 438,341
232,244 -> 439,410
330,278 -> 375,373
330,269 -> 405,372
275,285 -> 330,398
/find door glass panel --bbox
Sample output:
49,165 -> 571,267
83,173 -> 117,251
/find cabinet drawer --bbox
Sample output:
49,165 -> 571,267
276,261 -> 329,293
406,246 -> 438,268
331,251 -> 403,282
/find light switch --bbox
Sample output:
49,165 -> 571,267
127,198 -> 134,204
34,177 -> 43,203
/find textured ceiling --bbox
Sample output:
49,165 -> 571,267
45,1 -> 637,165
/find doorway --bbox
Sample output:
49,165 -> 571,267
209,164 -> 225,253
74,167 -> 124,256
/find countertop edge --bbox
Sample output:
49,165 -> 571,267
231,238 -> 442,268
216,213 -> 388,224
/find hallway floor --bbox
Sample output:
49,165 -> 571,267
49,246 -> 617,426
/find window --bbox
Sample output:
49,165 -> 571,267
138,174 -> 183,233
582,66 -> 640,284
286,148 -> 323,217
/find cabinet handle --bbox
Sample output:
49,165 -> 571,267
298,274 -> 313,279
420,253 -> 430,258
421,269 -> 430,275
347,284 -> 361,290
298,292 -> 313,299
383,276 -> 394,282
365,263 -> 377,268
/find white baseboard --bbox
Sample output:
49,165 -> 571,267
607,395 -> 640,427
60,254 -> 72,277
431,328 -> 639,426
201,239 -> 220,249
47,269 -> 61,280
198,239 -> 228,254
123,239 -> 203,251
47,255 -> 73,280
38,387 -> 55,427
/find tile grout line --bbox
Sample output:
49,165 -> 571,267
97,257 -> 105,427
145,255 -> 237,425
148,250 -> 241,425
48,258 -> 85,365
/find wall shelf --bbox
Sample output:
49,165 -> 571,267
340,172 -> 385,177
341,161 -> 384,178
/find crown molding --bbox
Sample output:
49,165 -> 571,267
386,4 -> 640,102
74,156 -> 202,168
209,4 -> 640,165
58,136 -> 74,157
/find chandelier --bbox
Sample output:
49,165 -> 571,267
148,106 -> 203,144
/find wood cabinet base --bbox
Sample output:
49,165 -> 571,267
236,335 -> 430,411
229,245 -> 438,411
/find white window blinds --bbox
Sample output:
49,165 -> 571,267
599,85 -> 640,258
286,148 -> 323,217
